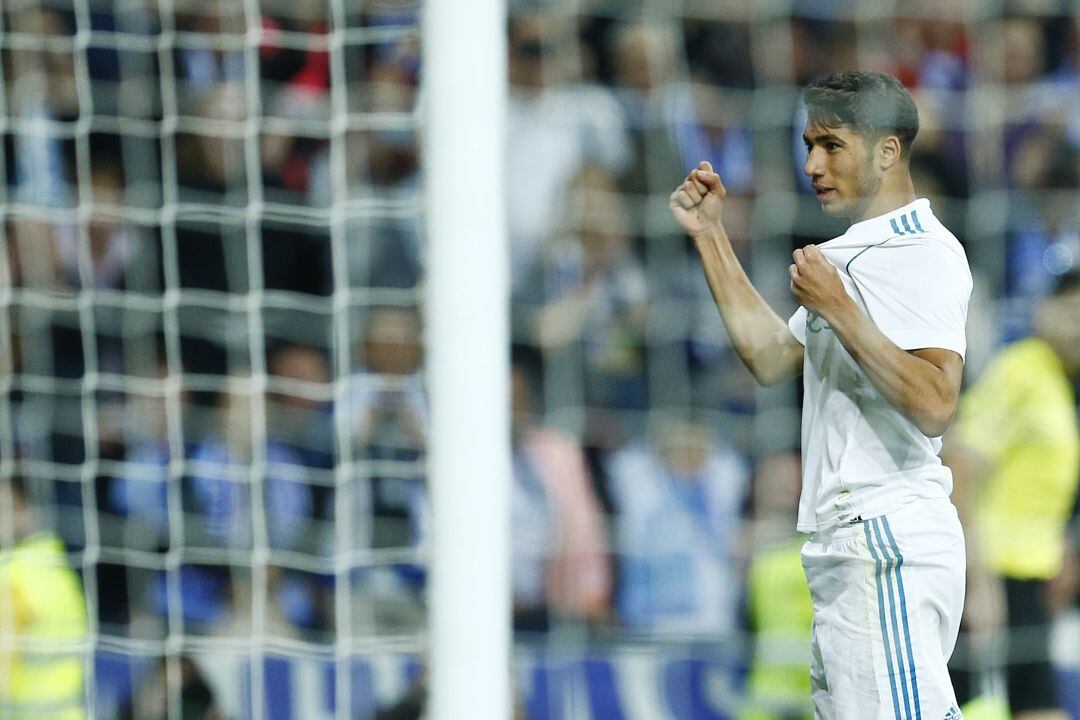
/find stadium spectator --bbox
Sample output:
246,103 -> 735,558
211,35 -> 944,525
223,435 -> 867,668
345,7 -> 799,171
4,7 -> 77,292
998,15 -> 1080,164
946,270 -> 1080,720
103,360 -> 185,634
995,17 -> 1077,310
506,9 -> 631,287
0,475 -> 87,720
666,20 -> 757,201
345,306 -> 428,632
607,416 -> 749,634
305,13 -> 422,291
8,148 -> 157,387
308,129 -> 421,291
173,4 -> 246,93
175,82 -> 247,207
672,84 -> 755,205
1003,124 -> 1078,337
54,157 -> 137,290
605,21 -> 695,199
516,165 -> 648,445
5,7 -> 78,124
164,377 -> 315,634
257,0 -> 334,208
264,343 -> 334,633
509,357 -> 612,632
308,122 -> 421,289
187,377 -> 313,553
4,224 -> 100,461
267,343 -> 334,470
905,97 -> 969,204
108,361 -> 177,552
350,306 -> 426,530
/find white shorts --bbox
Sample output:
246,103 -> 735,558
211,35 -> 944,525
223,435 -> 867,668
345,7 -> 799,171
801,497 -> 966,720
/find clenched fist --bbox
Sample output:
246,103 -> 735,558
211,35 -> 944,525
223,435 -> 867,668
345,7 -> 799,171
669,161 -> 727,239
789,244 -> 850,319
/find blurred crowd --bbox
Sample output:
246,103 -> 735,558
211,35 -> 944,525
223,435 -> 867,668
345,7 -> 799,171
2,0 -> 1079,718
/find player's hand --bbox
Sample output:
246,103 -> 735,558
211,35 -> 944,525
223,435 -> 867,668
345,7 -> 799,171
669,161 -> 726,240
789,244 -> 850,319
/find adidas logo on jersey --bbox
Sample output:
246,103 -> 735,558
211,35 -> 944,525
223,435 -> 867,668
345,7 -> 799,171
942,705 -> 962,720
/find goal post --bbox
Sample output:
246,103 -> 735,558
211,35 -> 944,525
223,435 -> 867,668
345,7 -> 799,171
422,0 -> 512,719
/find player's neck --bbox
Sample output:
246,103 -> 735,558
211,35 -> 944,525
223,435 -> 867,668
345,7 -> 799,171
851,173 -> 916,224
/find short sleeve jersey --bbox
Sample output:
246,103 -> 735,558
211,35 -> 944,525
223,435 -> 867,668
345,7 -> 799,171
952,338 -> 1080,579
787,199 -> 972,532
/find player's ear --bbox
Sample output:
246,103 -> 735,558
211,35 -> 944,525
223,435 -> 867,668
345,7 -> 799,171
879,135 -> 902,170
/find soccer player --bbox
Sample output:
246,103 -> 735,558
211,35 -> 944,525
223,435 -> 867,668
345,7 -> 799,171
945,270 -> 1080,720
670,70 -> 972,718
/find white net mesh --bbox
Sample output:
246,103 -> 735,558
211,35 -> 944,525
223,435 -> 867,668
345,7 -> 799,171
3,0 -> 425,717
2,0 -> 1079,718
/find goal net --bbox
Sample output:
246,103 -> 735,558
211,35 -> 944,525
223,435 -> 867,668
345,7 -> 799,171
3,0 -> 426,717
2,0 -> 1079,718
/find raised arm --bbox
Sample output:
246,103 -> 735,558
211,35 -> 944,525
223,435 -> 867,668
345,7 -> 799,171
669,162 -> 804,386
789,244 -> 963,436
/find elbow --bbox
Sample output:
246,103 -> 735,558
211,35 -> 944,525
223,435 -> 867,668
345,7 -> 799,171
747,342 -> 802,387
751,361 -> 792,387
905,349 -> 964,438
912,403 -> 957,439
916,417 -> 951,439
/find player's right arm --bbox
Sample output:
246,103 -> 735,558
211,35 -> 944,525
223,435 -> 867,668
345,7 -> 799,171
670,162 -> 804,386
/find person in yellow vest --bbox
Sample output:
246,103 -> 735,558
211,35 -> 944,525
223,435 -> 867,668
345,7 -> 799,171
741,452 -> 814,720
0,475 -> 87,720
945,270 -> 1080,720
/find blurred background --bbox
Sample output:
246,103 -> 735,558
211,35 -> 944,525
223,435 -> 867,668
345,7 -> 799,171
1,0 -> 1078,718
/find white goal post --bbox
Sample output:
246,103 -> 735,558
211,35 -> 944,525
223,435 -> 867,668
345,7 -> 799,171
422,1 -> 511,719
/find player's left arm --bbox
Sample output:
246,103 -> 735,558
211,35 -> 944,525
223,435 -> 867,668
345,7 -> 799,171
790,244 -> 962,437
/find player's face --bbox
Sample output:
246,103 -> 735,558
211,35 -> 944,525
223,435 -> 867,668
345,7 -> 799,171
803,123 -> 881,219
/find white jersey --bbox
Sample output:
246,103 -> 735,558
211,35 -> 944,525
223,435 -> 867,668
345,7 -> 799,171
788,198 -> 972,533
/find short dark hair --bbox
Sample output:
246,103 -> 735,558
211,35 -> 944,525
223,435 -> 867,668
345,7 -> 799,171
804,71 -> 920,157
